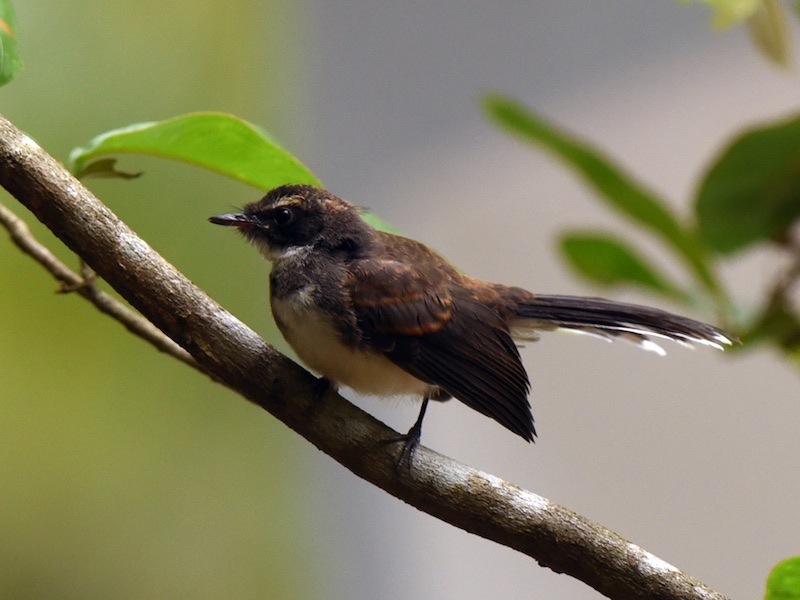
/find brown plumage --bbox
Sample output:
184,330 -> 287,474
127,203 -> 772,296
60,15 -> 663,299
210,184 -> 736,464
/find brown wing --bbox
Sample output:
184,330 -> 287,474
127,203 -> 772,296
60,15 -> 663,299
346,259 -> 535,441
346,259 -> 454,344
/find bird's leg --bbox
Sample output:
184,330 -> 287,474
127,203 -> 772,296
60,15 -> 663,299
395,393 -> 430,471
306,377 -> 333,419
312,377 -> 332,403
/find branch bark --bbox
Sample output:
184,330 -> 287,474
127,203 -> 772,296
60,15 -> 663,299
0,112 -> 729,600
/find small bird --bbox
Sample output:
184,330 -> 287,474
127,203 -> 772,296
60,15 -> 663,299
210,184 -> 734,465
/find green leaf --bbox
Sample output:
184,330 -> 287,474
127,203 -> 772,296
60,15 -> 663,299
0,0 -> 22,87
696,113 -> 800,254
560,232 -> 690,302
483,94 -> 718,293
68,113 -> 322,189
677,0 -> 764,28
78,158 -> 142,180
747,0 -> 791,67
68,113 -> 399,234
766,556 -> 800,600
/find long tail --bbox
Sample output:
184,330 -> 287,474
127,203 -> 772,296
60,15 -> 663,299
511,294 -> 736,354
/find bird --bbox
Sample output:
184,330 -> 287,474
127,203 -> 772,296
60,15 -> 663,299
209,184 -> 735,466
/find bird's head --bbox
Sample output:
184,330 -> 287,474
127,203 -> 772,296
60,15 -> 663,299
210,184 -> 372,261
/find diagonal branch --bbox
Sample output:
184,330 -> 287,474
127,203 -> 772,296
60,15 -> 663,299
0,112 -> 728,600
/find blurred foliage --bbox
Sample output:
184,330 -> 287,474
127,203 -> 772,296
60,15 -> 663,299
559,233 -> 691,303
747,0 -> 791,64
483,94 -> 800,358
695,114 -> 800,254
483,96 -> 719,297
0,0 -> 21,86
765,556 -> 800,600
679,0 -> 793,66
486,7 -> 800,587
679,0 -> 764,27
0,1 -> 326,599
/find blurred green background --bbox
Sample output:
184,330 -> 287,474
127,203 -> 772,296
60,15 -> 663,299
4,3 -> 800,599
1,2 -> 325,598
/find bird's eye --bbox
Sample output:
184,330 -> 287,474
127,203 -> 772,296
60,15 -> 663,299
273,207 -> 295,226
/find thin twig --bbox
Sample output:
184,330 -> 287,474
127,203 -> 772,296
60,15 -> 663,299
0,200 -> 201,372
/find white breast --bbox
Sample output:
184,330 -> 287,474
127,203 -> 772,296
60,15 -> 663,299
271,293 -> 429,398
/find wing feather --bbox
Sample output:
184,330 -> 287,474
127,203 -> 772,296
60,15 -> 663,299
347,260 -> 535,441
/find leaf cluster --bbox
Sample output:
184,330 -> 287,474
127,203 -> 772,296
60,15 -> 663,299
484,95 -> 800,359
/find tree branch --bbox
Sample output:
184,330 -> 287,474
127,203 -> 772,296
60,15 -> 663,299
0,112 -> 728,600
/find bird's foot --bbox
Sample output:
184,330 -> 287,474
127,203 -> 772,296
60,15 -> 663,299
384,396 -> 429,472
387,421 -> 423,472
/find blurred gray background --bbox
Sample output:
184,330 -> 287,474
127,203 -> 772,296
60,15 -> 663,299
2,2 -> 798,599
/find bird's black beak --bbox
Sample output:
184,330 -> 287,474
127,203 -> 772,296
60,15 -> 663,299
208,213 -> 255,228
